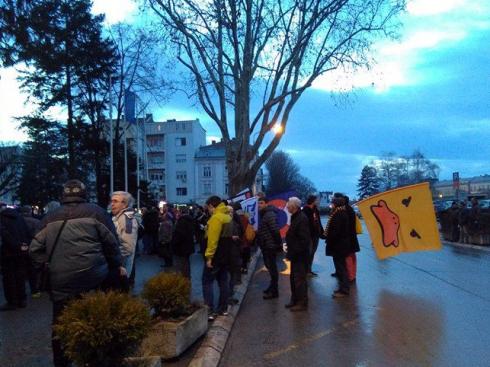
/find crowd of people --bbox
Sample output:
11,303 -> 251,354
442,198 -> 483,243
0,179 -> 363,366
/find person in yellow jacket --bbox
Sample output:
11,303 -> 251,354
203,195 -> 232,320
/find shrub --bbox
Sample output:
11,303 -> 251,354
54,291 -> 151,367
142,272 -> 192,319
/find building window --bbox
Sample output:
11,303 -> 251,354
225,183 -> 229,194
176,154 -> 186,163
147,134 -> 164,147
175,137 -> 187,146
203,166 -> 211,177
148,152 -> 165,164
149,169 -> 165,182
203,183 -> 211,194
177,187 -> 187,196
176,171 -> 187,183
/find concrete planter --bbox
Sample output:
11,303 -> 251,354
140,306 -> 208,359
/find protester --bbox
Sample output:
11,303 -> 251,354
171,206 -> 195,278
0,206 -> 31,310
228,204 -> 244,304
202,195 -> 232,320
324,192 -> 355,298
142,206 -> 160,255
257,196 -> 282,300
158,213 -> 174,267
20,205 -> 42,297
29,179 -> 125,367
458,200 -> 470,243
343,195 -> 361,283
302,194 -> 323,277
233,202 -> 254,274
195,205 -> 209,254
111,191 -> 138,276
284,197 -> 311,311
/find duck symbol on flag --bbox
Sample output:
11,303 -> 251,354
370,200 -> 400,248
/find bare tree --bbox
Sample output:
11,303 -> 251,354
108,23 -> 172,156
148,0 -> 406,194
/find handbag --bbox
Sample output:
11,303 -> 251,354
39,220 -> 67,292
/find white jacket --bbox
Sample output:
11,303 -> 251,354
112,208 -> 138,272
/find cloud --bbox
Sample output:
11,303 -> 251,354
406,0 -> 467,16
92,0 -> 137,24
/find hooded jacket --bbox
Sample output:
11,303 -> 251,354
29,199 -> 122,302
257,205 -> 282,251
204,203 -> 231,261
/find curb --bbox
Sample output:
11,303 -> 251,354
443,240 -> 490,252
188,249 -> 261,367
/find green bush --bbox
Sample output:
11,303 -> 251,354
54,291 -> 151,367
141,272 -> 192,319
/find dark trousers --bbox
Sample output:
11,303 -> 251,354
27,258 -> 41,294
241,246 -> 251,269
307,236 -> 319,273
175,255 -> 191,279
52,299 -> 70,367
290,258 -> 308,306
202,266 -> 229,313
262,250 -> 278,294
1,256 -> 27,306
333,255 -> 350,294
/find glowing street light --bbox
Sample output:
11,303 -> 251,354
272,124 -> 283,135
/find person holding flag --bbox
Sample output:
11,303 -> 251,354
324,193 -> 357,298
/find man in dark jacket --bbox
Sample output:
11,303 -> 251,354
171,206 -> 195,278
29,179 -> 125,367
343,195 -> 360,283
284,197 -> 311,311
257,197 -> 282,299
0,207 -> 31,310
302,194 -> 323,277
20,205 -> 42,297
325,193 -> 355,298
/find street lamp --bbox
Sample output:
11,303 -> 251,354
272,124 -> 283,135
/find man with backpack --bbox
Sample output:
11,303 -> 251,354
202,196 -> 232,320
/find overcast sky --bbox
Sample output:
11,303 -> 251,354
1,0 -> 489,198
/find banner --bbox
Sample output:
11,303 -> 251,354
240,196 -> 259,230
268,191 -> 296,238
124,89 -> 136,124
229,188 -> 252,203
357,182 -> 441,260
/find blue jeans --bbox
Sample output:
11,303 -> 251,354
202,265 -> 229,313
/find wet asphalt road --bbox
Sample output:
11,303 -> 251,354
0,250 -> 207,367
220,230 -> 490,367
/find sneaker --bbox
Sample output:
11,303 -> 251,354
289,304 -> 308,312
263,292 -> 279,300
332,290 -> 349,298
208,312 -> 218,321
218,310 -> 229,316
31,292 -> 41,299
241,268 -> 248,274
284,302 -> 295,309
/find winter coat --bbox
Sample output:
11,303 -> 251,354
29,199 -> 123,302
0,208 -> 30,258
113,208 -> 138,258
345,205 -> 360,253
324,206 -> 355,257
285,210 -> 311,261
172,214 -> 195,257
257,205 -> 282,251
204,203 -> 232,261
302,205 -> 323,239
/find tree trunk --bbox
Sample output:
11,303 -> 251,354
66,67 -> 75,177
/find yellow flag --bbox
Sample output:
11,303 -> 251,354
357,182 -> 441,260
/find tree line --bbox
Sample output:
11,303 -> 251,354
357,150 -> 440,200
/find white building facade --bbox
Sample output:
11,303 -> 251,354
144,118 -> 206,203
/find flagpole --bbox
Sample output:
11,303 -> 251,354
109,75 -> 114,195
136,112 -> 141,211
124,89 -> 128,192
